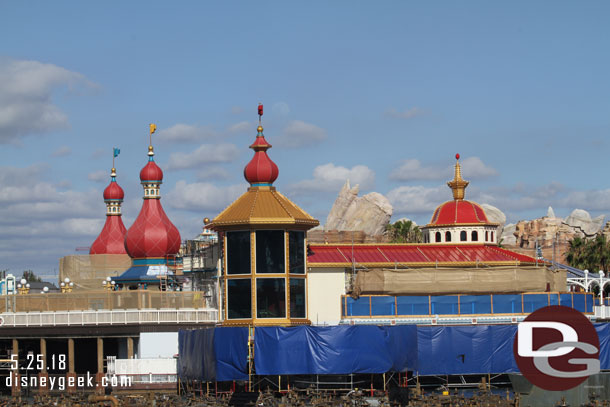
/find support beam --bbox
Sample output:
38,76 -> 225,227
38,338 -> 49,394
127,337 -> 134,359
97,337 -> 104,373
67,338 -> 76,393
11,339 -> 19,397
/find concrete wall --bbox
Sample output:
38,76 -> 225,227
307,267 -> 346,325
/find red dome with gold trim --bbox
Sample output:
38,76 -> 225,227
140,160 -> 163,182
243,125 -> 279,185
90,167 -> 127,255
427,154 -> 493,227
429,200 -> 489,225
124,145 -> 181,259
103,178 -> 124,200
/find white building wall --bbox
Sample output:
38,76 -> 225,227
139,332 -> 178,358
307,267 -> 346,325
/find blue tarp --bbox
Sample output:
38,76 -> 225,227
180,322 -> 610,381
254,325 -> 418,375
416,325 -> 519,375
179,327 -> 248,382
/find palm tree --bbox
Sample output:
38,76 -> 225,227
386,220 -> 423,243
565,235 -> 610,272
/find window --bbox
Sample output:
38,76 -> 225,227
290,279 -> 306,318
227,279 -> 251,319
485,231 -> 489,241
289,231 -> 305,274
445,231 -> 451,242
435,232 -> 441,242
471,231 -> 478,241
256,278 -> 286,318
256,230 -> 285,274
227,231 -> 251,275
491,232 -> 494,242
460,231 -> 467,242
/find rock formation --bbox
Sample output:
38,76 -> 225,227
501,223 -> 517,246
481,203 -> 506,240
564,209 -> 605,236
324,180 -> 393,236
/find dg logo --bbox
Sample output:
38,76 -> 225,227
513,305 -> 600,391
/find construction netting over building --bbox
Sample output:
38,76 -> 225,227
59,254 -> 131,290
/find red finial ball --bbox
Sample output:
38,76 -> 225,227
258,103 -> 263,117
455,153 -> 460,160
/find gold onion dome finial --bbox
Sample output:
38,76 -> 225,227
447,153 -> 469,200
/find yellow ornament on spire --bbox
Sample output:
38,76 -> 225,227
149,123 -> 157,135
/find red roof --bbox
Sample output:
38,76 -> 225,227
140,160 -> 163,182
90,215 -> 127,255
103,180 -> 124,200
124,199 -> 181,258
428,200 -> 490,225
307,244 -> 539,266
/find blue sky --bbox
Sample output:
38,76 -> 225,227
1,1 -> 609,276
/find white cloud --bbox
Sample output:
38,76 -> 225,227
0,58 -> 97,143
385,107 -> 423,119
227,121 -> 252,134
196,166 -> 232,181
166,144 -> 240,170
156,123 -> 218,143
88,170 -> 107,183
390,156 -> 498,181
290,163 -> 375,195
386,185 -> 447,214
276,120 -> 327,148
52,146 -> 72,157
272,102 -> 290,115
167,180 -> 245,211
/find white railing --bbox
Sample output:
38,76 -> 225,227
0,308 -> 218,328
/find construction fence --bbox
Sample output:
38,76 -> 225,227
0,290 -> 210,313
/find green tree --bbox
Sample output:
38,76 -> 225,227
21,270 -> 42,283
386,220 -> 423,243
565,235 -> 610,272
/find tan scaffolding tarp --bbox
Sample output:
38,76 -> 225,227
353,266 -> 566,296
59,254 -> 132,290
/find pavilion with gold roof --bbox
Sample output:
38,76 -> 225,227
208,106 -> 319,326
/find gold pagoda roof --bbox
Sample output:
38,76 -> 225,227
209,186 -> 319,230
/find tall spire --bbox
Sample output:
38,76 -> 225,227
243,103 -> 279,186
447,153 -> 469,200
90,151 -> 127,255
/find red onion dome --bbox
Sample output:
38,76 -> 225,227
140,160 -> 163,182
429,200 -> 489,225
124,199 -> 182,258
244,125 -> 279,186
90,216 -> 127,254
103,179 -> 124,200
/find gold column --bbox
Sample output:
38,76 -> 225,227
67,338 -> 76,393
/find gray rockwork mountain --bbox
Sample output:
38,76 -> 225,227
325,180 -> 393,236
564,209 -> 605,236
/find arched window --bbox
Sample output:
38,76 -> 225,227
460,231 -> 467,242
471,231 -> 478,242
485,231 -> 488,241
435,232 -> 441,242
491,232 -> 494,242
445,231 -> 451,242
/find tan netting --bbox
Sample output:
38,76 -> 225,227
0,291 -> 209,313
59,254 -> 132,290
353,266 -> 566,296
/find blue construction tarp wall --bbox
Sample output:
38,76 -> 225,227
179,323 -> 610,381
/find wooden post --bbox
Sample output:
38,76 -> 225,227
11,339 -> 19,397
127,337 -> 134,359
96,337 -> 104,394
38,338 -> 49,394
67,338 -> 76,393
